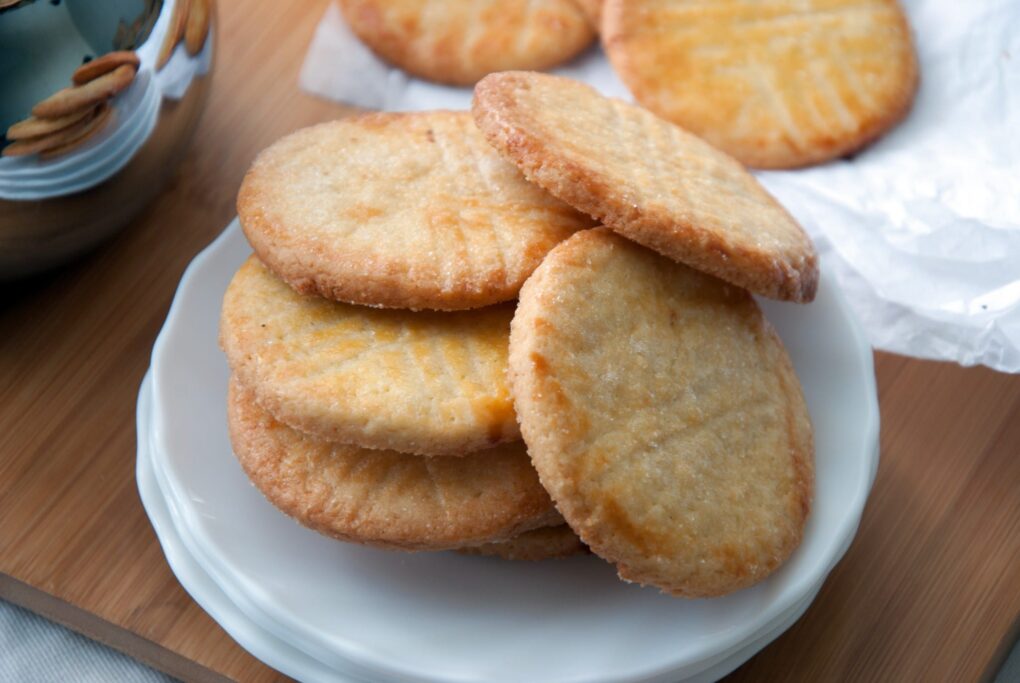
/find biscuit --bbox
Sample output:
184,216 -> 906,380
472,72 -> 818,303
228,378 -> 559,551
573,0 -> 601,29
185,0 -> 211,56
602,0 -> 918,168
338,0 -> 594,86
220,256 -> 520,456
39,105 -> 113,159
509,229 -> 813,597
237,111 -> 591,311
3,105 -> 110,158
157,0 -> 190,69
458,525 -> 587,561
32,65 -> 134,119
6,107 -> 94,141
72,51 -> 140,85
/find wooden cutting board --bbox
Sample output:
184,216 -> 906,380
1,1 -> 1018,681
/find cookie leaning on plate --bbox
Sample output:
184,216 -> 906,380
458,524 -> 587,561
339,0 -> 594,86
472,72 -> 818,303
602,0 -> 918,168
509,229 -> 813,597
238,111 -> 593,311
220,257 -> 519,456
228,378 -> 559,551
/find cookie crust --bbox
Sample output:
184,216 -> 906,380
228,378 -> 559,551
339,0 -> 594,86
458,524 -> 587,561
509,229 -> 814,597
472,72 -> 818,302
220,257 -> 520,456
238,112 -> 592,311
602,0 -> 918,168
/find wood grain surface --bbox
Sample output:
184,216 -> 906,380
1,1 -> 1018,681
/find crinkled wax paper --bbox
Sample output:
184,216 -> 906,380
300,0 -> 1020,372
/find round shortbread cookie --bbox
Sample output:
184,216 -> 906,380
472,72 -> 818,303
458,525 -> 587,561
602,0 -> 918,169
509,229 -> 814,597
220,256 -> 520,456
338,0 -> 594,86
228,378 -> 559,551
237,111 -> 592,311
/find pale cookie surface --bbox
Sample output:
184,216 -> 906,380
458,524 -> 587,561
509,229 -> 813,597
474,72 -> 818,303
338,0 -> 594,86
220,257 -> 520,456
602,0 -> 918,168
228,378 -> 558,551
238,111 -> 591,310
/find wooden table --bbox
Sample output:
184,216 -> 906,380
2,1 -> 1018,681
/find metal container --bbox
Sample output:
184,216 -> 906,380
0,0 -> 215,278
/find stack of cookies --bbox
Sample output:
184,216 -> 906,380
221,72 -> 818,597
3,51 -> 137,159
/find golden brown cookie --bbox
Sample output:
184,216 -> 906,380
38,105 -> 114,159
458,525 -> 587,561
220,256 -> 520,456
237,111 -> 591,311
228,378 -> 559,551
338,0 -> 594,86
185,0 -> 211,56
602,0 -> 918,168
472,72 -> 818,303
32,65 -> 134,119
3,105 -> 110,158
157,0 -> 190,69
509,229 -> 814,597
573,0 -> 601,29
72,51 -> 140,85
6,107 -> 94,141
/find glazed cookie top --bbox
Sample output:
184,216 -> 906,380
339,0 -> 594,85
237,111 -> 592,311
509,229 -> 814,597
602,0 -> 918,168
228,378 -> 559,551
472,72 -> 818,303
220,257 -> 519,456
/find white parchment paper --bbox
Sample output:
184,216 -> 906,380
300,0 -> 1020,372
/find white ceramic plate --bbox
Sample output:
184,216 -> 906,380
140,370 -> 832,683
148,220 -> 879,683
137,373 -> 361,682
